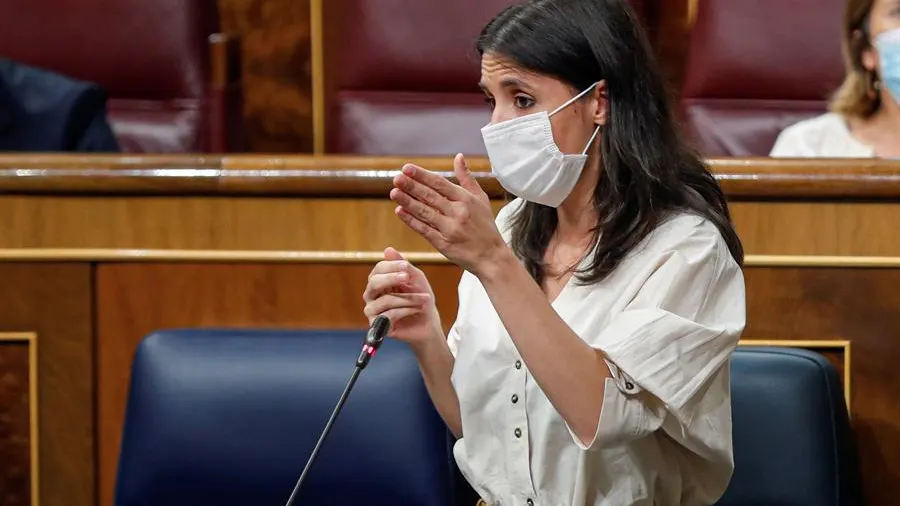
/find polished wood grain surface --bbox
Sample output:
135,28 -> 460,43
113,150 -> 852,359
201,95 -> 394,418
95,262 -> 462,506
1,156 -> 900,256
219,0 -> 314,153
0,265 -> 94,506
2,196 -> 900,256
0,340 -> 31,506
2,155 -> 900,199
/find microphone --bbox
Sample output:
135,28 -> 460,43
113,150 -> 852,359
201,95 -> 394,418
357,314 -> 391,369
283,315 -> 392,506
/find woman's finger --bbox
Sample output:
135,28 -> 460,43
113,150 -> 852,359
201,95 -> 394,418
377,307 -> 424,328
400,163 -> 468,201
396,206 -> 448,249
369,259 -> 410,277
363,271 -> 411,302
393,173 -> 452,214
390,188 -> 449,230
364,292 -> 431,319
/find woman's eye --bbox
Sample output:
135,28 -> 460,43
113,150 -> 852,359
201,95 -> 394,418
514,95 -> 535,109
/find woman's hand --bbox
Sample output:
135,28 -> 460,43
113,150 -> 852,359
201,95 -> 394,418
363,247 -> 443,345
391,153 -> 509,277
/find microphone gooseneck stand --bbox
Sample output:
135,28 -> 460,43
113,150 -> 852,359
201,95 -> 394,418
282,315 -> 391,506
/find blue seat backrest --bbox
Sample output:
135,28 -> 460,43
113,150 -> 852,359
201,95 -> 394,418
114,329 -> 461,506
718,347 -> 862,506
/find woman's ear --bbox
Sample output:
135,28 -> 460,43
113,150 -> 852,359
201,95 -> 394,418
592,80 -> 609,126
861,46 -> 879,73
853,29 -> 878,72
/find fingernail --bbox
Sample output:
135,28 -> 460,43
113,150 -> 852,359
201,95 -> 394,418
402,165 -> 415,175
398,272 -> 408,280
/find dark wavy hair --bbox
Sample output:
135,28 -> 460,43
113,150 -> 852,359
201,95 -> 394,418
477,0 -> 743,284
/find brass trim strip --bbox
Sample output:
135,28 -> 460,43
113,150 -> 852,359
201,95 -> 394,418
739,339 -> 852,412
310,0 -> 326,154
1,249 -> 900,267
0,332 -> 39,506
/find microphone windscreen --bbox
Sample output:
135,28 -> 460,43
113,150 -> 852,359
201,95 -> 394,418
370,315 -> 391,340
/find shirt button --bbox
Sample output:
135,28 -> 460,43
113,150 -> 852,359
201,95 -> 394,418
527,499 -> 534,506
514,427 -> 522,438
625,381 -> 635,391
514,360 -> 522,370
511,394 -> 519,404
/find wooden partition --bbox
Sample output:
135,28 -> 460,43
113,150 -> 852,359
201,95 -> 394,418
0,155 -> 899,506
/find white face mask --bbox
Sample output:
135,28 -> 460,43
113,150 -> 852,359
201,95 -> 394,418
481,83 -> 601,207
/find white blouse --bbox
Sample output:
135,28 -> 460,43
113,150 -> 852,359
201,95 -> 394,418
769,113 -> 875,158
447,199 -> 746,506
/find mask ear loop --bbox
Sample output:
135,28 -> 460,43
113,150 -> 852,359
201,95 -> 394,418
549,81 -> 601,117
581,125 -> 601,155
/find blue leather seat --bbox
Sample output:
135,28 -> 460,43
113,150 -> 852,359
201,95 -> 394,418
115,332 -> 862,506
719,347 -> 862,506
114,329 -> 466,506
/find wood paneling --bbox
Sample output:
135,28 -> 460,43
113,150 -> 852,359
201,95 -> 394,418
745,266 -> 900,505
4,196 -> 900,256
0,196 -> 505,252
95,262 -> 462,506
0,340 -> 31,506
1,155 -> 900,256
0,265 -> 94,506
218,0 -> 314,153
3,155 -> 900,199
89,261 -> 900,506
729,202 -> 900,256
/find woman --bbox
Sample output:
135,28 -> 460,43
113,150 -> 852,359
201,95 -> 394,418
362,1 -> 746,504
770,0 -> 900,158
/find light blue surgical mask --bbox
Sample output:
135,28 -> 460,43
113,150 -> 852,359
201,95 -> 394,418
874,27 -> 900,103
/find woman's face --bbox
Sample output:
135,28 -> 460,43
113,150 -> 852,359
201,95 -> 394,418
479,52 -> 607,156
862,0 -> 900,75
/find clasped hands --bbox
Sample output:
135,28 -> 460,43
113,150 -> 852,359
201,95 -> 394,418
390,153 -> 509,278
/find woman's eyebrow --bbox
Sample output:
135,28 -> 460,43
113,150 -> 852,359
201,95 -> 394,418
478,77 -> 533,92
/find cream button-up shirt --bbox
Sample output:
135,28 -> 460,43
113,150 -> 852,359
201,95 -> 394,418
447,199 -> 746,506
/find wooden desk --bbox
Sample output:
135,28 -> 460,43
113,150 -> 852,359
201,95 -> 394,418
0,155 -> 898,506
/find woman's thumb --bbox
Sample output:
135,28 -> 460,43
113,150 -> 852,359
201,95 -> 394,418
384,247 -> 406,261
454,153 -> 482,194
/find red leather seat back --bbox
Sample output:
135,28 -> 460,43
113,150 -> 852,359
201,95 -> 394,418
680,0 -> 846,156
324,0 -> 650,156
0,0 -> 220,152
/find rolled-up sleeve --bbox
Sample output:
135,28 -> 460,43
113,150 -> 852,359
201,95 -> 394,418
447,271 -> 477,358
570,225 -> 746,451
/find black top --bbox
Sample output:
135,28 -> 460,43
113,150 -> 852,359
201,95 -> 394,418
0,58 -> 120,152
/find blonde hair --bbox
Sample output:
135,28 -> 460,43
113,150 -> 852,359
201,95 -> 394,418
829,0 -> 882,118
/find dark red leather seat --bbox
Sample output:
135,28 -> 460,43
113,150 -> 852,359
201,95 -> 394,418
0,0 -> 241,153
321,0 -> 649,156
680,0 -> 846,156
